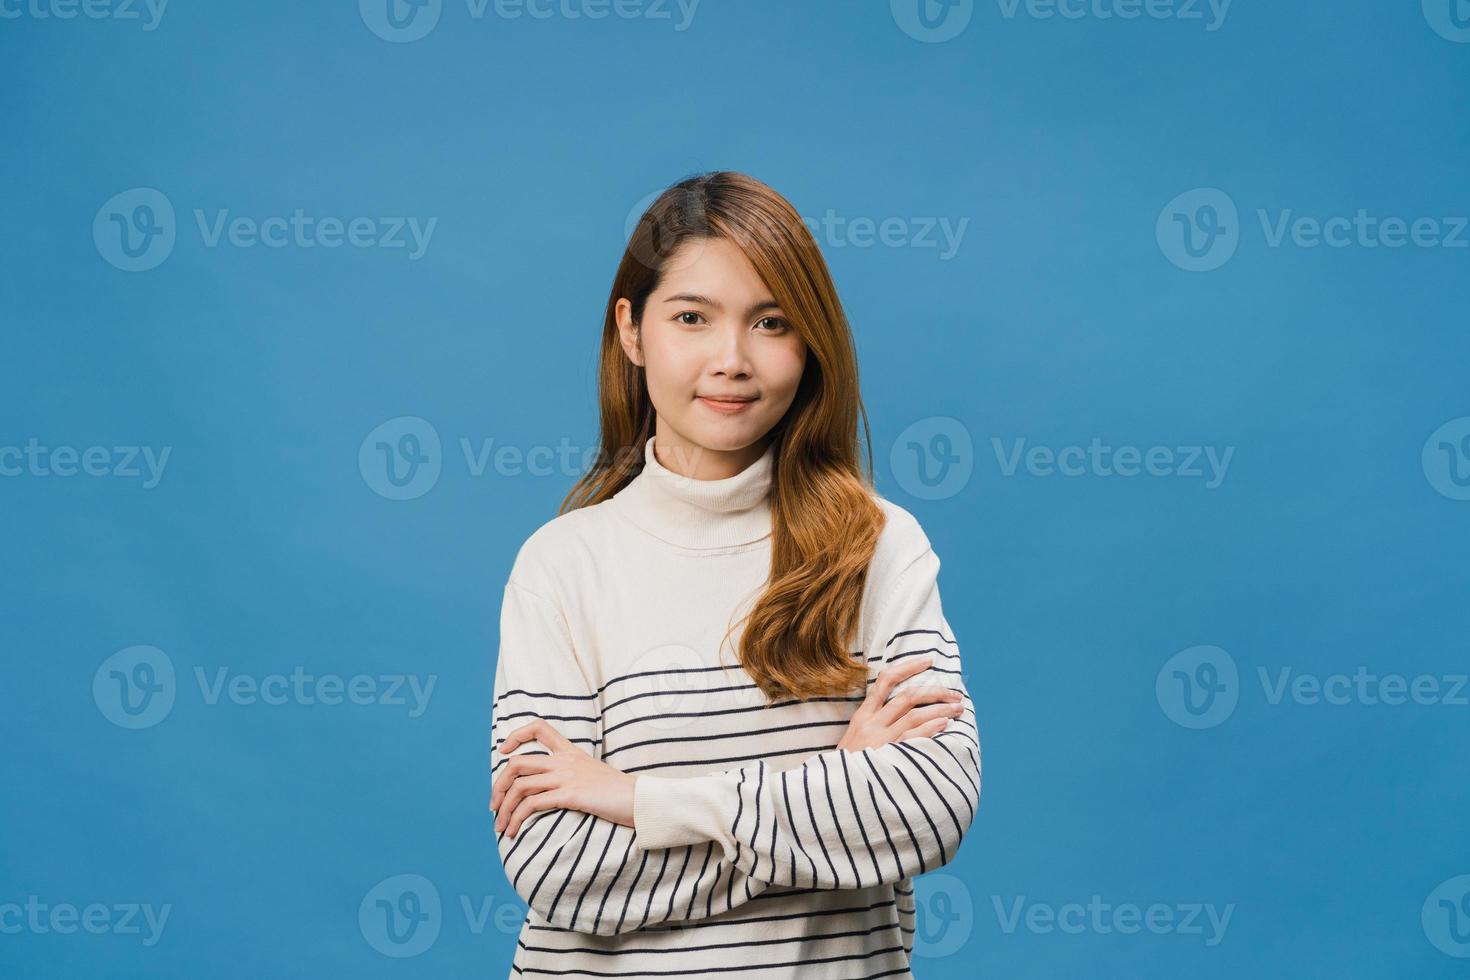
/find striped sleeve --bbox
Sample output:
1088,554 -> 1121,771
491,579 -> 773,936
631,545 -> 981,889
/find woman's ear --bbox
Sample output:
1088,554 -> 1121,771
614,298 -> 644,368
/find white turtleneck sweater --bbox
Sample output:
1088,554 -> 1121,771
490,435 -> 980,979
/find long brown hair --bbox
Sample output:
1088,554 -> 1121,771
560,171 -> 885,703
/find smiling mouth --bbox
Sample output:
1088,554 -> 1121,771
697,395 -> 758,412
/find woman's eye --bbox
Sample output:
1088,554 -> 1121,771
676,311 -> 704,325
756,316 -> 789,332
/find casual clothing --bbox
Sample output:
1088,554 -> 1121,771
492,435 -> 980,978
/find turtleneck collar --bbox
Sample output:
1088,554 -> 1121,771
611,435 -> 776,551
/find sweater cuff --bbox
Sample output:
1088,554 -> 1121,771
633,772 -> 740,852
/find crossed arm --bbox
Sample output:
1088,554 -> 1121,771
489,548 -> 980,937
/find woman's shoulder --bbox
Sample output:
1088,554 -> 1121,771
857,492 -> 948,654
503,502 -> 613,599
867,490 -> 935,571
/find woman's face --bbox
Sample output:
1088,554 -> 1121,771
617,236 -> 808,479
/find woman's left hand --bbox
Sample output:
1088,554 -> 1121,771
490,718 -> 637,837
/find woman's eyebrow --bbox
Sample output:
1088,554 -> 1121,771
661,293 -> 783,316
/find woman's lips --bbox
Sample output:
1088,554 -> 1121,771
697,396 -> 756,414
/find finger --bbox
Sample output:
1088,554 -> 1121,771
868,654 -> 935,706
491,753 -> 554,810
506,783 -> 561,837
873,682 -> 958,728
496,773 -> 552,833
499,720 -> 548,755
897,716 -> 953,741
893,700 -> 966,732
864,658 -> 934,705
525,718 -> 575,753
490,758 -> 549,822
885,705 -> 965,742
491,751 -> 553,807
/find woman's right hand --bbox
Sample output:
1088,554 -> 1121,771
836,654 -> 965,752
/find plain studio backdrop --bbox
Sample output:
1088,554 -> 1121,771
2,1 -> 1468,977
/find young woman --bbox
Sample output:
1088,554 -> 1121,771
488,171 -> 980,979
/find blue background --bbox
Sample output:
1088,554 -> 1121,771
3,0 -> 1469,976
